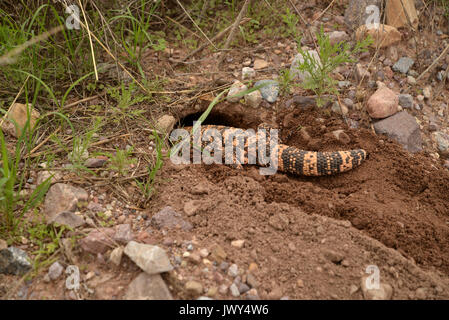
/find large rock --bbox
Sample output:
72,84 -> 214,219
344,0 -> 382,29
150,206 -> 192,231
124,272 -> 173,300
1,103 -> 40,138
124,241 -> 173,274
356,24 -> 402,48
0,247 -> 32,275
290,50 -> 321,83
43,183 -> 88,224
386,0 -> 418,29
80,228 -> 115,254
80,224 -> 133,254
373,111 -> 422,153
367,87 -> 399,119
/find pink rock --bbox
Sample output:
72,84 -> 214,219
80,228 -> 115,254
367,87 -> 399,119
113,224 -> 133,244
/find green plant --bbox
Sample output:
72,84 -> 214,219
136,130 -> 164,204
0,100 -> 51,236
281,7 -> 300,41
294,27 -> 372,106
53,117 -> 102,168
106,83 -> 150,122
108,147 -> 136,176
109,0 -> 164,75
238,19 -> 260,44
27,217 -> 68,272
279,68 -> 293,96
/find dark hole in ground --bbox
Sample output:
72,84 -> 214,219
178,110 -> 250,129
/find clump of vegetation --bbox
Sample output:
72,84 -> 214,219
294,28 -> 372,106
0,109 -> 51,237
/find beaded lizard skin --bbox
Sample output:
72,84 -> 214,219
178,124 -> 367,176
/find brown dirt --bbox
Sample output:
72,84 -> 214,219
12,105 -> 449,300
138,105 -> 449,300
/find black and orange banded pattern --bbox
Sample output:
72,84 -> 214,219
180,125 -> 367,176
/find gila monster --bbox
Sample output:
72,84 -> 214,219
176,124 -> 367,176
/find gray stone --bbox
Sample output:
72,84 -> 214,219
113,224 -> 133,244
227,80 -> 248,103
242,67 -> 256,80
338,81 -> 352,89
255,80 -> 279,103
150,206 -> 192,231
290,50 -> 321,83
343,98 -> 354,108
393,57 -> 415,74
109,246 -> 124,266
230,283 -> 240,297
47,261 -> 64,280
51,211 -> 85,229
124,241 -> 173,274
344,0 -> 382,29
373,111 -> 422,153
0,247 -> 32,275
239,283 -> 250,294
437,70 -> 448,82
245,89 -> 263,108
433,132 -> 449,156
124,272 -> 173,300
407,76 -> 417,85
228,264 -> 239,277
84,157 -> 108,168
398,94 -> 414,109
43,183 -> 88,223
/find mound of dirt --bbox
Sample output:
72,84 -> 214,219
136,107 -> 449,299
